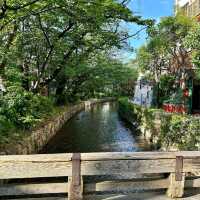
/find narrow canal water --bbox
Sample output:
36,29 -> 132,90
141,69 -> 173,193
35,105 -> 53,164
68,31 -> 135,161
42,102 -> 149,153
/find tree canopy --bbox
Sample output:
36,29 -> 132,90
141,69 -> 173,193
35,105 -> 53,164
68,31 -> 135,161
137,14 -> 194,82
0,0 -> 148,132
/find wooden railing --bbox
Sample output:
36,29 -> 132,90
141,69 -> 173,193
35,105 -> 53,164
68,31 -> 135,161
0,152 -> 200,199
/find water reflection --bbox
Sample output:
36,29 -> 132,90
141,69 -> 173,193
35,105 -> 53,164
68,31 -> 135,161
41,102 -> 149,153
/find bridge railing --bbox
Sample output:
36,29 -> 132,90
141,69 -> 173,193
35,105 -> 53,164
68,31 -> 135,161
0,152 -> 200,199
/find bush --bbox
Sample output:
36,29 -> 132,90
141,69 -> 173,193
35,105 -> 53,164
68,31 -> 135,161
118,97 -> 143,124
0,85 -> 54,129
160,115 -> 200,150
118,97 -> 200,150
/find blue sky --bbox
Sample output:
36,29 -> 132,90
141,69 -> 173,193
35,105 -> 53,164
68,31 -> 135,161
123,0 -> 174,61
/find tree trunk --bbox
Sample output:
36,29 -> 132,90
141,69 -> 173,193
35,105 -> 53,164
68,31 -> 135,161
55,80 -> 66,105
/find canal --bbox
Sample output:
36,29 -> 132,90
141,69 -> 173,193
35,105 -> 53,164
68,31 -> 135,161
42,102 -> 149,153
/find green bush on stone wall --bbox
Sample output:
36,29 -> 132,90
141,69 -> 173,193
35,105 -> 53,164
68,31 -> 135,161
118,97 -> 200,150
0,86 -> 54,130
118,97 -> 143,124
160,114 -> 200,150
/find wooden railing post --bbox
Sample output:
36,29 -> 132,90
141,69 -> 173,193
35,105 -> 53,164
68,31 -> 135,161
167,156 -> 185,198
68,153 -> 83,200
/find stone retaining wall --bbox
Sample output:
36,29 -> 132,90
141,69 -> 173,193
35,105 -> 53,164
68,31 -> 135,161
118,98 -> 163,149
1,98 -> 115,155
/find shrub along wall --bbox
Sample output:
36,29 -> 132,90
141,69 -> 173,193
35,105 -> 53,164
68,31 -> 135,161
118,98 -> 200,151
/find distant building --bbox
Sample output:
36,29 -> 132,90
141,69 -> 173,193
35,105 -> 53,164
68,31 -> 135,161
175,0 -> 200,20
133,74 -> 154,108
0,78 -> 5,96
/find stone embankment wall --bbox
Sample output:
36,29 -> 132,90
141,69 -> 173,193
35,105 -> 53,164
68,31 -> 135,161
118,98 -> 162,149
1,98 -> 115,155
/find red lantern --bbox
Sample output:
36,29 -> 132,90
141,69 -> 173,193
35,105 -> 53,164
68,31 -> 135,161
183,88 -> 189,97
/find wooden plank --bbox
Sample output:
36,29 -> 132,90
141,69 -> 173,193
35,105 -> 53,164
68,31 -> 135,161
0,180 -> 169,197
84,179 -> 169,193
0,154 -> 72,162
68,153 -> 83,200
0,158 -> 175,179
0,183 -> 68,196
176,156 -> 183,181
0,151 -> 200,163
0,161 -> 72,179
1,178 -> 200,197
167,156 -> 185,198
81,159 -> 176,175
80,152 -> 177,161
185,178 -> 200,188
1,152 -> 200,180
176,151 -> 200,159
0,154 -> 72,179
81,151 -> 200,161
86,178 -> 200,192
184,158 -> 200,173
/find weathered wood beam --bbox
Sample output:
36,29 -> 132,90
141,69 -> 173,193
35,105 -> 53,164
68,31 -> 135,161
1,151 -> 200,162
0,160 -> 72,179
1,152 -> 200,179
1,178 -> 200,197
167,156 -> 185,198
0,153 -> 72,162
0,183 -> 68,196
176,156 -> 184,181
81,159 -> 176,175
68,153 -> 83,200
84,179 -> 169,193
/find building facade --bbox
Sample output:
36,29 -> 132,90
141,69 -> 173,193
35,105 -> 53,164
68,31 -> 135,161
175,0 -> 200,19
167,0 -> 200,114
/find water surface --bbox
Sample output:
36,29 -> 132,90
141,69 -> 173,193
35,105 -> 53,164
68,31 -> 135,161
42,102 -> 148,153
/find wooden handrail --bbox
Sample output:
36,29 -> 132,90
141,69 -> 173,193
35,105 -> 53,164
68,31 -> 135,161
0,152 -> 200,199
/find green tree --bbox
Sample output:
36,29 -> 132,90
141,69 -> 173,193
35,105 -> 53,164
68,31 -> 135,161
184,22 -> 200,79
55,53 -> 138,103
0,0 -> 148,130
1,0 -> 151,93
137,14 -> 194,82
136,14 -> 194,107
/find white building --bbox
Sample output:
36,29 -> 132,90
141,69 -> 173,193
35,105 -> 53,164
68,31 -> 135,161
0,78 -> 5,94
133,74 -> 154,108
